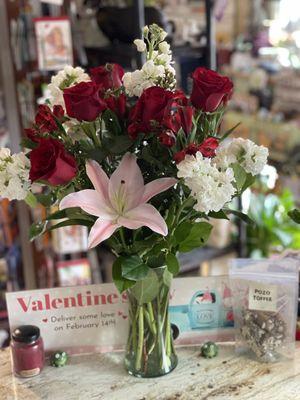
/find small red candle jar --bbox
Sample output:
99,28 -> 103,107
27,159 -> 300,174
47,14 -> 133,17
11,325 -> 45,378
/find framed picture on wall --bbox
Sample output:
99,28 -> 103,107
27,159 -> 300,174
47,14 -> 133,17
56,259 -> 92,287
34,16 -> 73,71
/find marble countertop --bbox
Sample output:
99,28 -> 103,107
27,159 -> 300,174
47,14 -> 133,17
1,343 -> 300,400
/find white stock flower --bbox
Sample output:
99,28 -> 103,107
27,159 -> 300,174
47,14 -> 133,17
134,39 -> 147,52
47,66 -> 90,109
177,152 -> 235,214
123,61 -> 164,97
160,31 -> 168,41
159,41 -> 170,54
0,148 -> 31,201
214,138 -> 268,176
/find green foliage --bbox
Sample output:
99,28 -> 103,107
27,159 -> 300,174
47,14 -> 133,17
178,222 -> 213,253
288,208 -> 300,224
165,253 -> 179,276
112,258 -> 136,293
29,221 -> 47,241
130,269 -> 159,304
121,255 -> 149,281
246,189 -> 300,257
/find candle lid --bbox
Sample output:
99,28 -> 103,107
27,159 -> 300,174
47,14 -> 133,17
12,325 -> 40,344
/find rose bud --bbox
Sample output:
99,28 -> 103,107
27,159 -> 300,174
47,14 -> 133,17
159,131 -> 176,147
191,67 -> 233,112
90,63 -> 124,90
198,137 -> 219,157
173,150 -> 186,164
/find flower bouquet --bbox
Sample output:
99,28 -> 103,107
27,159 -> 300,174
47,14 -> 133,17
1,24 -> 268,377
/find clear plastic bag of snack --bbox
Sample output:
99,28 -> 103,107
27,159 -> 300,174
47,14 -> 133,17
229,258 -> 299,362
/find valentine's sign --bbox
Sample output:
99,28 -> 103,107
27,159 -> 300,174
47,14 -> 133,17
6,277 -> 234,355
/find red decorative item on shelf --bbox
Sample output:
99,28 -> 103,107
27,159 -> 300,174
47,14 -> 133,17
11,325 -> 45,378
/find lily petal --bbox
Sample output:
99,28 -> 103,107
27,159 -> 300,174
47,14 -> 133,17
118,203 -> 168,236
59,189 -> 114,219
109,153 -> 144,211
142,178 -> 177,203
88,218 -> 119,248
86,160 -> 110,202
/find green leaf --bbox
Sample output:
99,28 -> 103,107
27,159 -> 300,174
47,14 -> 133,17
87,148 -> 108,163
220,122 -> 241,141
20,137 -> 38,149
24,192 -> 37,208
102,109 -> 121,136
29,221 -> 47,241
288,209 -> 300,224
121,255 -> 149,281
208,210 -> 229,220
242,173 -> 255,191
227,209 -> 254,225
48,219 -> 93,231
112,258 -> 135,293
46,209 -> 68,220
110,136 -> 133,154
178,222 -> 213,253
166,253 -> 180,276
232,163 -> 247,192
130,269 -> 159,304
174,221 -> 192,244
35,193 -> 55,207
163,268 -> 173,288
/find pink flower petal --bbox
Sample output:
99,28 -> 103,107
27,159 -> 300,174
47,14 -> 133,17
141,178 -> 177,203
59,189 -> 114,219
108,153 -> 144,211
119,204 -> 168,236
88,219 -> 119,249
86,160 -> 110,202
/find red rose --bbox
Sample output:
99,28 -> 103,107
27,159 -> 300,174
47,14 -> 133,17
191,67 -> 233,112
163,105 -> 194,135
174,150 -> 186,164
198,137 -> 219,157
29,138 -> 77,185
159,131 -> 175,147
90,63 -> 124,90
128,87 -> 175,137
35,104 -> 64,133
25,128 -> 39,142
185,143 -> 199,156
105,93 -> 126,118
63,81 -> 106,121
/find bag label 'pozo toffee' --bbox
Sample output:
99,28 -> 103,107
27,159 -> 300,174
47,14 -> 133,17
248,282 -> 277,312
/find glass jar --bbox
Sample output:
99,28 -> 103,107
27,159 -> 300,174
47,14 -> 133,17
11,325 -> 45,378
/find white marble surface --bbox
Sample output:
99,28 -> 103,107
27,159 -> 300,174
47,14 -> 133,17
1,343 -> 300,400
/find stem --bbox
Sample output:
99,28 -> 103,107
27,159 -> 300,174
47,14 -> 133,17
119,228 -> 129,252
135,305 -> 144,371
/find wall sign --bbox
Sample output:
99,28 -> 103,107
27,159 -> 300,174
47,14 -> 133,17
6,277 -> 234,355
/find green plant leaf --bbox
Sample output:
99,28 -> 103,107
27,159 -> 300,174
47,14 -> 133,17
24,192 -> 37,208
174,221 -> 192,244
48,219 -> 93,231
29,221 -> 47,241
208,210 -> 229,220
220,122 -> 241,141
178,222 -> 213,253
227,209 -> 254,225
166,253 -> 180,276
130,269 -> 159,304
163,268 -> 173,287
102,109 -> 121,136
232,163 -> 247,192
87,148 -> 108,163
121,255 -> 149,281
242,173 -> 256,191
112,258 -> 135,293
288,209 -> 300,224
35,193 -> 55,207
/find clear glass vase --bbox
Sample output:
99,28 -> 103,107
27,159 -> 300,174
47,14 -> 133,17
124,266 -> 178,378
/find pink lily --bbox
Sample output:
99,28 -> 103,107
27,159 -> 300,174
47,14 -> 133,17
59,153 -> 177,249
